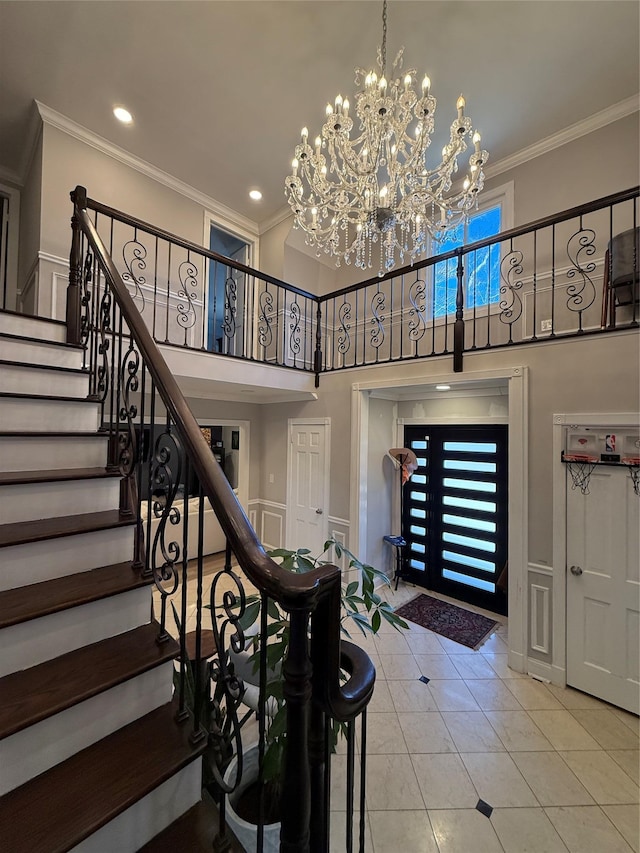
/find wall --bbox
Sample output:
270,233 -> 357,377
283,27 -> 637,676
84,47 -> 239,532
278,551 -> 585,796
17,130 -> 43,310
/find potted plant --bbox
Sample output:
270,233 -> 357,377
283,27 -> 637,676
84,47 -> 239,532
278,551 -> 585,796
223,539 -> 408,840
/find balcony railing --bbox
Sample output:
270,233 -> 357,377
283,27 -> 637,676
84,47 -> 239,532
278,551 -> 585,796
77,186 -> 638,385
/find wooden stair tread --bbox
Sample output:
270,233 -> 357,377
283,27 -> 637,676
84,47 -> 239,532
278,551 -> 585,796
0,331 -> 82,350
140,796 -> 245,853
0,390 -> 95,403
0,508 -> 135,548
0,621 -> 178,740
0,561 -> 151,629
0,466 -> 115,486
0,700 -> 205,853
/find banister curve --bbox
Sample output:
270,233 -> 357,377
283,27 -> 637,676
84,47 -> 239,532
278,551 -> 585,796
73,189 -> 337,614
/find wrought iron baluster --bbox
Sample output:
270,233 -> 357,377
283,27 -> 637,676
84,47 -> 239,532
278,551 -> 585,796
122,228 -> 147,315
359,710 -> 367,853
454,248 -> 465,371
551,225 -> 556,336
532,231 -> 538,340
222,269 -> 238,355
565,218 -> 596,333
345,719 -> 355,853
165,243 -> 171,343
370,285 -> 386,361
408,274 -> 427,356
499,239 -> 524,343
177,252 -> 198,347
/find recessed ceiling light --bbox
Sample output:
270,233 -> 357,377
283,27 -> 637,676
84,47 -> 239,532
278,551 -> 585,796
249,190 -> 263,201
435,384 -> 451,391
113,106 -> 133,124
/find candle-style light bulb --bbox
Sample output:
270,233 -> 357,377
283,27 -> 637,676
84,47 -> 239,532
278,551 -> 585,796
301,127 -> 308,142
456,95 -> 465,119
335,94 -> 343,112
315,136 -> 322,155
379,77 -> 387,92
463,177 -> 471,191
404,74 -> 412,90
326,102 -> 333,116
343,98 -> 350,117
379,185 -> 388,200
291,158 -> 298,177
472,131 -> 482,153
422,75 -> 431,94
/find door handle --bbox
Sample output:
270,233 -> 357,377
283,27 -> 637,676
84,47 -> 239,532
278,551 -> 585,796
569,565 -> 583,576
315,508 -> 323,515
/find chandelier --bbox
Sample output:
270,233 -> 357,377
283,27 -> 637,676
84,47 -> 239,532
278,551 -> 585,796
284,0 -> 489,275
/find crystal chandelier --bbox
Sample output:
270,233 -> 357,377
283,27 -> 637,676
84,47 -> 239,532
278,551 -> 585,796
284,0 -> 489,275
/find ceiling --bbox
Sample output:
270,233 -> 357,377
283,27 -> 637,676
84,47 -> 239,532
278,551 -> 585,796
0,1 -> 638,229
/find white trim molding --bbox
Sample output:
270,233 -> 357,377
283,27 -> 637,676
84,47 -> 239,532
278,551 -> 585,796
36,102 -> 259,239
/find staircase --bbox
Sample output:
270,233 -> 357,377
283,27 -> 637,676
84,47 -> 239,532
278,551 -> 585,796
0,312 -> 211,852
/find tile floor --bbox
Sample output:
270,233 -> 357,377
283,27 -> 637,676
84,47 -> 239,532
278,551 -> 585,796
170,564 -> 639,853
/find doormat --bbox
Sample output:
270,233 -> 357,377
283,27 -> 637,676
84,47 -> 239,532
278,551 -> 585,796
395,594 -> 499,650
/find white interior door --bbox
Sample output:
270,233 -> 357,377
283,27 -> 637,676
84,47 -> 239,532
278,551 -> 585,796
287,420 -> 329,556
566,465 -> 640,712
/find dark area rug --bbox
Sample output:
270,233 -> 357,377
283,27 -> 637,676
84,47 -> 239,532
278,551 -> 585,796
395,593 -> 499,649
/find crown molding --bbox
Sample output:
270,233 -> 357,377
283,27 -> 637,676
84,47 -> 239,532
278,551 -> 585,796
485,94 -> 639,181
259,205 -> 293,235
35,101 -> 260,237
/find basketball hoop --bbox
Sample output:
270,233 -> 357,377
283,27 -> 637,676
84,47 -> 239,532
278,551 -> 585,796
622,456 -> 640,496
563,453 -> 598,495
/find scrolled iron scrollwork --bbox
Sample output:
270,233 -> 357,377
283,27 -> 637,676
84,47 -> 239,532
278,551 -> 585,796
117,343 -> 140,480
149,428 -> 183,599
499,249 -> 524,331
79,250 -> 93,349
565,228 -> 597,315
258,289 -> 274,348
408,275 -> 427,342
122,239 -> 147,313
289,298 -> 302,356
337,300 -> 352,356
177,260 -> 198,330
370,289 -> 386,350
207,570 -> 251,793
222,274 -> 238,341
96,285 -> 112,402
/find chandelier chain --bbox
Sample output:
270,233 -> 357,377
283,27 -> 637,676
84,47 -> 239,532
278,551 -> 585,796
381,0 -> 387,75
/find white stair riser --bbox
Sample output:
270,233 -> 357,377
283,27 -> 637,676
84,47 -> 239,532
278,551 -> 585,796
72,760 -> 202,853
0,662 -> 173,796
0,526 -> 135,590
0,397 -> 100,433
0,586 -> 151,677
0,364 -> 90,398
0,435 -> 109,472
0,314 -> 66,343
0,337 -> 84,369
0,477 -> 121,524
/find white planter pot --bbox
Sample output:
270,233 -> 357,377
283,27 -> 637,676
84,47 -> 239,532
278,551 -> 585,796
223,745 -> 280,853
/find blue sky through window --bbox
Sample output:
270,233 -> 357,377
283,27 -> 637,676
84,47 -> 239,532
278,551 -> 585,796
432,205 -> 501,318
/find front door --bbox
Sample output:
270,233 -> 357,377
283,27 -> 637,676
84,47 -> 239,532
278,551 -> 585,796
566,464 -> 640,712
287,421 -> 329,556
403,424 -> 508,615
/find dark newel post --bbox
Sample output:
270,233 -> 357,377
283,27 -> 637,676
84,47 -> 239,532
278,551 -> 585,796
453,248 -> 465,373
314,302 -> 323,388
308,704 -> 328,853
66,186 -> 87,345
280,609 -> 312,853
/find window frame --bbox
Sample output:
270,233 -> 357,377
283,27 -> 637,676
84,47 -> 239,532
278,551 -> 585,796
427,180 -> 514,321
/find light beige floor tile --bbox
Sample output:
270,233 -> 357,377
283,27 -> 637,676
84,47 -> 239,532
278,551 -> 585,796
460,752 -> 538,807
365,754 -> 425,811
465,678 -> 524,711
373,631 -> 412,655
411,753 -> 478,808
368,679 -> 396,713
428,679 -> 481,712
450,653 -> 501,680
435,635 -> 478,654
484,710 -> 554,751
559,750 -> 640,804
528,710 -> 601,750
505,679 -> 565,710
397,712 -> 457,754
546,683 -> 615,710
511,752 -> 594,806
429,808 -> 504,853
442,711 -> 505,753
613,709 -> 640,735
610,751 -> 640,785
479,632 -> 509,654
330,810 -> 373,853
602,804 -> 640,852
379,653 -> 422,681
490,807 -> 570,852
389,679 -> 439,713
406,632 -> 449,655
481,653 -> 525,679
329,754 -> 361,812
361,711 -> 408,754
570,710 -> 640,751
414,653 -> 462,680
367,652 -> 382,673
545,805 -> 634,853
369,809 -> 439,853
